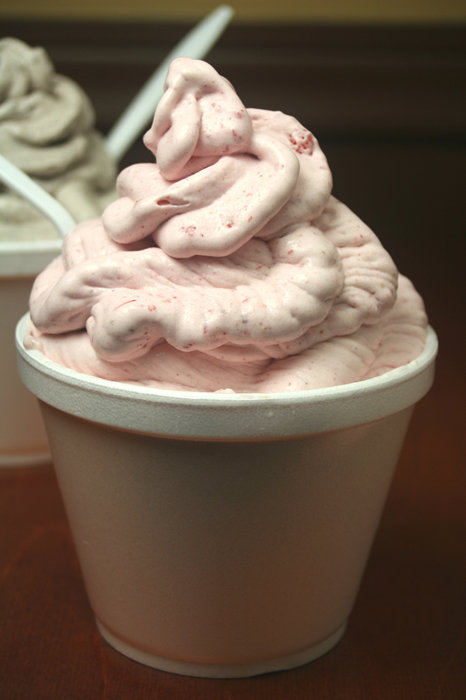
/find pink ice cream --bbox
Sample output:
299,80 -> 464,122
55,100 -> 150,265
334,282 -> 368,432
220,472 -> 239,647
24,58 -> 427,393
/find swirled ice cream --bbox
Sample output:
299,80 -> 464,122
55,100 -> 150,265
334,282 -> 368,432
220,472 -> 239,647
0,38 -> 116,242
25,58 -> 427,393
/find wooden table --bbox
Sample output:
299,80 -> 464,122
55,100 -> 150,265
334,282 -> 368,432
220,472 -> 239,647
1,318 -> 465,699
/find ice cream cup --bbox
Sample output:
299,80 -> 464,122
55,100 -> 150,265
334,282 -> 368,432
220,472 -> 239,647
16,314 -> 437,677
0,240 -> 61,466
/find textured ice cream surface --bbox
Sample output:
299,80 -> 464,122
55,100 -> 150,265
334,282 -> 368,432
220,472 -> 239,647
25,58 -> 427,393
0,38 -> 117,242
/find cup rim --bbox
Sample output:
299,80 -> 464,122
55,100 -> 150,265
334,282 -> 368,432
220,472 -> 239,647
0,239 -> 62,277
16,313 -> 438,439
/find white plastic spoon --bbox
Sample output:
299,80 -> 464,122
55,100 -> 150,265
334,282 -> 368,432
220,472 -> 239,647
105,4 -> 234,162
0,154 -> 76,238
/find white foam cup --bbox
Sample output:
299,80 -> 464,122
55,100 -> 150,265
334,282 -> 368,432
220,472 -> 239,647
16,314 -> 437,677
0,240 -> 61,466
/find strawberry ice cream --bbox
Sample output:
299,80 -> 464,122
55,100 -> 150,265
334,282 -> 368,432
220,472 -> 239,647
24,58 -> 427,393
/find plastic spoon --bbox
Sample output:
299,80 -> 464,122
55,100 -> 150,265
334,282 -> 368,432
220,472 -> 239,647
105,4 -> 234,162
0,154 -> 76,238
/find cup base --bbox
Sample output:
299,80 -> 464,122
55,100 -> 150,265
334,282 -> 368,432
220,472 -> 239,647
96,618 -> 347,678
0,449 -> 51,468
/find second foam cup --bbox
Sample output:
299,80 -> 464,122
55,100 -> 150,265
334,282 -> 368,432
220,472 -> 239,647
0,240 -> 61,466
16,315 -> 437,677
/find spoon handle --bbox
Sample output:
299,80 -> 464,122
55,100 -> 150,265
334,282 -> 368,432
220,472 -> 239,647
105,5 -> 234,162
0,154 -> 76,238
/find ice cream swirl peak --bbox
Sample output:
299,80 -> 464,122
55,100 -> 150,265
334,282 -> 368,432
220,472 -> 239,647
26,58 -> 427,392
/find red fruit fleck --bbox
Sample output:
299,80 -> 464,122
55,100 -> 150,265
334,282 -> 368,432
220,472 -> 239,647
114,299 -> 137,310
